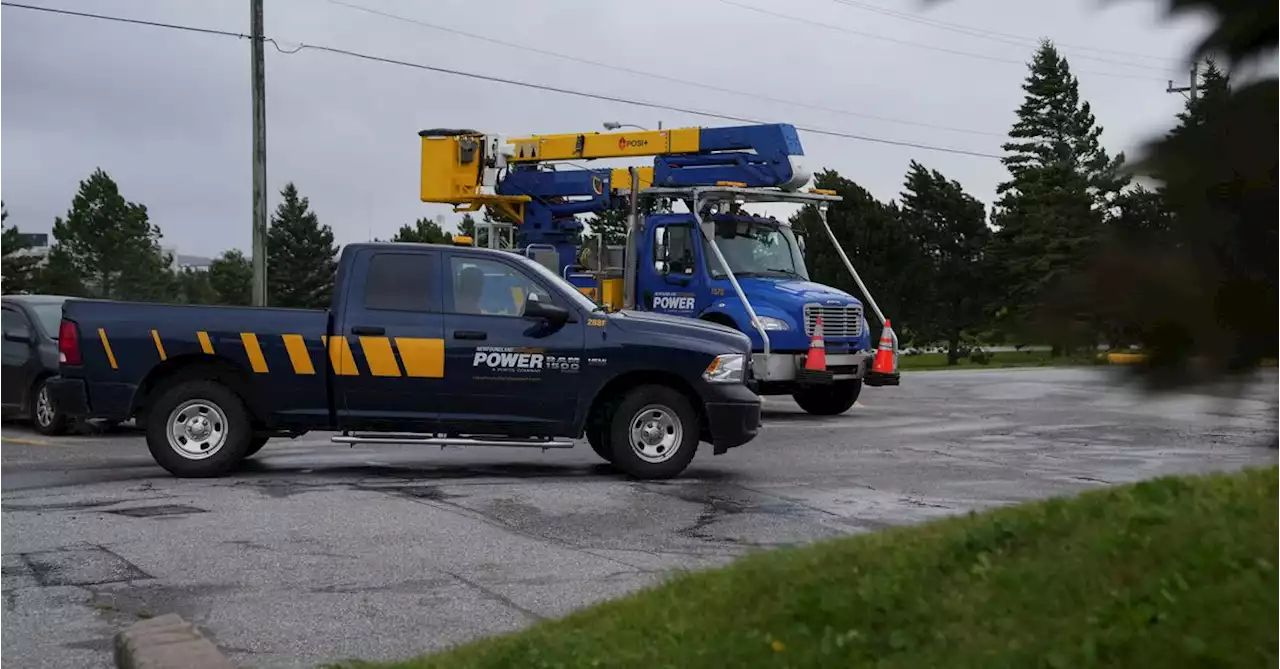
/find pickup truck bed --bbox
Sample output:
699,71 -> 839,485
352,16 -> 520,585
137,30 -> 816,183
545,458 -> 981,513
51,243 -> 761,479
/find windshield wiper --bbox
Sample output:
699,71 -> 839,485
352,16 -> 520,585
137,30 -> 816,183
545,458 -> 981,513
766,267 -> 801,277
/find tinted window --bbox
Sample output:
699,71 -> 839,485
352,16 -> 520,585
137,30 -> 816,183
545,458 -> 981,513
28,301 -> 65,339
1,309 -> 31,340
449,257 -> 552,316
363,253 -> 436,312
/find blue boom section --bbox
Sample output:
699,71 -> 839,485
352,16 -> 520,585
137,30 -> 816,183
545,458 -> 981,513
499,124 -> 806,272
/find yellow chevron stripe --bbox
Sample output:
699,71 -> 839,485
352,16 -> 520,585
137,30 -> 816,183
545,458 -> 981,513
394,337 -> 444,378
360,337 -> 402,377
282,334 -> 315,375
323,335 -> 359,376
240,332 -> 269,373
150,330 -> 167,361
98,329 -> 118,370
197,331 -> 214,354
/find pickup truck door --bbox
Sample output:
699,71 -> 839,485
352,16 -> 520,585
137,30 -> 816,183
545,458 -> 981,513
1,306 -> 35,412
642,223 -> 704,317
439,253 -> 585,437
334,248 -> 445,432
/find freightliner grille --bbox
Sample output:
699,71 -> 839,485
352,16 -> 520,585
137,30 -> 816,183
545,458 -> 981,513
804,304 -> 864,338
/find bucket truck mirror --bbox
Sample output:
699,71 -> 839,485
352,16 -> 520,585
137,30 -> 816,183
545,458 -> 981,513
523,297 -> 570,325
796,234 -> 807,254
653,227 -> 670,274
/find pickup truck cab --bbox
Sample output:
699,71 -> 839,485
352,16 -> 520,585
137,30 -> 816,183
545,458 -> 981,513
49,243 -> 760,479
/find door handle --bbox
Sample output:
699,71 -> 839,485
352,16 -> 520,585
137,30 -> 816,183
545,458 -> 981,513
453,330 -> 487,341
351,325 -> 385,336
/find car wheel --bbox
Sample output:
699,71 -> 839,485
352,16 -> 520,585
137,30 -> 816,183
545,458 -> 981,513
145,379 -> 252,478
792,380 -> 862,416
607,385 -> 698,480
30,377 -> 69,436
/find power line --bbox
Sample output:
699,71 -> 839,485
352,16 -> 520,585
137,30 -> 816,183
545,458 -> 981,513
0,1 -> 249,39
325,0 -> 1006,139
2,1 -> 1002,159
713,0 -> 1170,83
825,0 -> 1182,68
288,42 -> 1002,159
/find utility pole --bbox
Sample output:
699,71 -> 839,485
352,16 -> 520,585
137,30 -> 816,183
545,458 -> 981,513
250,0 -> 268,306
1166,61 -> 1199,101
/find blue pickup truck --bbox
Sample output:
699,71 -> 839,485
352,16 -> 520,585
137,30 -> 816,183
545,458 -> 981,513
48,243 -> 761,479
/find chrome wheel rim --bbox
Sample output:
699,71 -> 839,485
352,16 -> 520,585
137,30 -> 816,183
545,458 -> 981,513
629,404 -> 682,463
35,385 -> 54,427
166,400 -> 229,460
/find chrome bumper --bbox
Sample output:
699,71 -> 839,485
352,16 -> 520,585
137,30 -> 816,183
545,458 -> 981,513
751,351 -> 871,382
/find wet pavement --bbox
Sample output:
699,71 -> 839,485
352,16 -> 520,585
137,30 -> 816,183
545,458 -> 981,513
2,367 -> 1276,668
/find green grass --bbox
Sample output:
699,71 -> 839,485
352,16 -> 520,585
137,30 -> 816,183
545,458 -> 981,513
340,467 -> 1277,669
899,348 -> 1095,371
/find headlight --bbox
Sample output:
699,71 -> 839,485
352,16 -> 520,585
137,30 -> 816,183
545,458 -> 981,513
757,316 -> 790,331
703,353 -> 745,383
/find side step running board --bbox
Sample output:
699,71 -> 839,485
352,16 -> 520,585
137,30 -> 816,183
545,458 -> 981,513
332,433 -> 574,448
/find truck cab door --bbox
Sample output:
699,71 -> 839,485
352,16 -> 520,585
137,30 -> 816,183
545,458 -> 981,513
438,252 -> 585,437
641,223 -> 704,318
334,248 -> 445,432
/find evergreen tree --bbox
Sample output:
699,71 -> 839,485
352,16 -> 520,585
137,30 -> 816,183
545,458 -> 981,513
1167,59 -> 1230,142
989,42 -> 1126,346
457,213 -> 477,238
267,183 -> 337,308
46,169 -> 174,301
1,203 -> 43,294
585,207 -> 631,246
391,217 -> 452,244
174,268 -> 216,304
208,249 -> 253,306
790,169 -> 923,339
899,162 -> 990,364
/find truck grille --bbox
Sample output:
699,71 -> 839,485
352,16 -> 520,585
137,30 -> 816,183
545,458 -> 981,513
804,304 -> 863,338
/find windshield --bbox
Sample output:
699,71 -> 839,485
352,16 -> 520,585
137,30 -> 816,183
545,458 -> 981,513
513,252 -> 603,312
703,218 -> 809,280
28,301 -> 66,339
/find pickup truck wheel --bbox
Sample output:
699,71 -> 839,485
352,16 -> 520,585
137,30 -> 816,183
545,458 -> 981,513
146,380 -> 252,478
31,378 -> 69,436
792,380 -> 862,416
586,425 -> 611,462
607,385 -> 698,479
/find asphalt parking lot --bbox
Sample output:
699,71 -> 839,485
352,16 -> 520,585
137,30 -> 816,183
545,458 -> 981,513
2,367 -> 1276,668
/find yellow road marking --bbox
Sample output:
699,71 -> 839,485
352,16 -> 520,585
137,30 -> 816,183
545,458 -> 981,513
197,331 -> 215,354
240,332 -> 269,373
98,328 -> 118,369
360,337 -> 402,377
282,334 -> 316,375
324,335 -> 359,376
395,337 -> 445,378
2,437 -> 51,446
150,329 -> 167,361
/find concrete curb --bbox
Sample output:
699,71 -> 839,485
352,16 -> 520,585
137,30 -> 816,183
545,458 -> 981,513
114,614 -> 236,669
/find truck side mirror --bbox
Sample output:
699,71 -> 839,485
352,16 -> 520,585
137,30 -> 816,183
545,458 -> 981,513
796,235 -> 807,253
523,297 -> 569,325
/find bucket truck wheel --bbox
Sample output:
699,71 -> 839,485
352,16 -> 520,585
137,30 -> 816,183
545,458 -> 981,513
607,385 -> 698,480
793,380 -> 862,416
145,379 -> 253,478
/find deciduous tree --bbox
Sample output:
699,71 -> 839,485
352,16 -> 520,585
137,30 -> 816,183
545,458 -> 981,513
208,249 -> 253,305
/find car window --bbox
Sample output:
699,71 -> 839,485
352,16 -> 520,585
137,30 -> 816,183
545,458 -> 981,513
2,307 -> 32,344
654,226 -> 696,276
449,257 -> 553,317
363,253 -> 436,312
28,302 -> 65,339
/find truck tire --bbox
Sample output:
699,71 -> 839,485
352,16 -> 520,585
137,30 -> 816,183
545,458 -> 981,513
585,425 -> 611,463
793,380 -> 862,416
607,385 -> 698,479
31,377 -> 69,436
145,379 -> 253,478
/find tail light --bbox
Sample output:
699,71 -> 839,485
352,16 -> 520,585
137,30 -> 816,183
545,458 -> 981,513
58,320 -> 82,365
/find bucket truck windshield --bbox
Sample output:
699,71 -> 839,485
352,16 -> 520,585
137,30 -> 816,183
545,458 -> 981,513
704,218 -> 809,280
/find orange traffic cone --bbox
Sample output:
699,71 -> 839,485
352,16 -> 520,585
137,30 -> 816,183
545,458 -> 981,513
799,315 -> 832,383
867,319 -> 901,386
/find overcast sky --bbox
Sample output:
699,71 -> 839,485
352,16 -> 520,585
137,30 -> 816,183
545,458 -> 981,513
2,0 -> 1210,255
